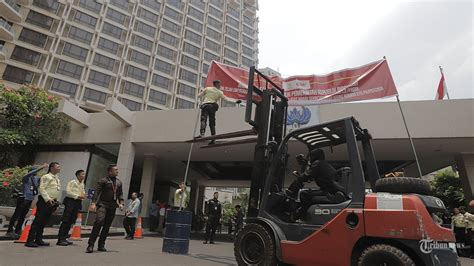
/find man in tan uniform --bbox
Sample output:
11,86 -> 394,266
464,207 -> 474,258
452,207 -> 467,251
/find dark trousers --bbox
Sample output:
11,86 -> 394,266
149,215 -> 157,231
200,103 -> 218,136
204,217 -> 219,242
8,197 -> 32,234
467,228 -> 474,255
123,217 -> 137,238
454,227 -> 466,246
88,206 -> 116,247
27,196 -> 55,243
57,197 -> 82,241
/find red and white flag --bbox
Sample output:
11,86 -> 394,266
435,67 -> 449,100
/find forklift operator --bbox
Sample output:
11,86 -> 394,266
287,149 -> 346,218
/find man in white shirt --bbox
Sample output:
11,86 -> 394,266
174,182 -> 187,209
123,192 -> 140,240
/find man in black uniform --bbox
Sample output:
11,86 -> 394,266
86,164 -> 124,253
287,149 -> 346,219
203,192 -> 222,244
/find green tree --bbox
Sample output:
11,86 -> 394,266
0,165 -> 45,206
430,169 -> 465,210
0,84 -> 69,167
222,202 -> 236,223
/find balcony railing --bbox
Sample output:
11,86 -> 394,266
4,0 -> 20,12
0,18 -> 13,32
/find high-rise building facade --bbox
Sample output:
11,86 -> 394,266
0,0 -> 258,111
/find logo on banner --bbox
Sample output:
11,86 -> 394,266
287,106 -> 311,130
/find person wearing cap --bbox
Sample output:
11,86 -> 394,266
196,80 -> 241,144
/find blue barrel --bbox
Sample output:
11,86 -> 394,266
162,210 -> 192,254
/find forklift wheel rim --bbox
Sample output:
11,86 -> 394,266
240,232 -> 265,264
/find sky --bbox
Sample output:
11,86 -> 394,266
257,0 -> 473,100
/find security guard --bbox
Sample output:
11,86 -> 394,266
57,169 -> 86,246
196,80 -> 241,144
452,208 -> 466,248
203,192 -> 222,244
25,162 -> 61,248
464,207 -> 474,258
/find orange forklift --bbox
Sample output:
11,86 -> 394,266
193,67 -> 460,265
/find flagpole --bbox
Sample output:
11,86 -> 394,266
396,95 -> 423,178
439,66 -> 450,99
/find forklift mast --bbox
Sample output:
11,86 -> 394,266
245,67 -> 288,217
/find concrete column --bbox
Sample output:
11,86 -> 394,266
188,180 -> 199,213
139,155 -> 158,217
196,185 -> 206,214
455,153 -> 474,203
117,127 -> 135,202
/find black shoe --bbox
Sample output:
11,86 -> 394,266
194,135 -> 203,139
203,241 -> 208,244
209,241 -> 215,244
25,242 -> 38,248
56,240 -> 69,246
97,246 -> 107,252
86,245 -> 93,253
125,236 -> 133,240
35,240 -> 50,246
209,140 -> 215,145
66,240 -> 73,245
5,231 -> 14,237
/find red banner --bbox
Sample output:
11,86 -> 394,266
205,59 -> 398,105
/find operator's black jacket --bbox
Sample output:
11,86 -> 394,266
206,198 -> 222,219
289,160 -> 344,194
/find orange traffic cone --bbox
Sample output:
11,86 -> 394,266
134,216 -> 143,239
69,213 -> 82,241
14,208 -> 36,243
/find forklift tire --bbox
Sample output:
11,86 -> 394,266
358,244 -> 415,266
374,177 -> 431,195
234,223 -> 276,266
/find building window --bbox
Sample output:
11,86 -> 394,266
204,50 -> 219,62
224,48 -> 238,62
226,15 -> 239,29
102,22 -> 123,40
202,63 -> 209,74
129,50 -> 150,66
187,6 -> 204,21
175,98 -> 194,109
97,37 -> 119,55
19,28 -> 48,48
149,90 -> 168,105
226,26 -> 239,39
183,42 -> 200,57
162,19 -> 181,34
159,31 -> 178,47
88,70 -> 111,88
138,7 -> 159,24
147,105 -> 159,110
57,60 -> 83,79
243,15 -> 254,26
243,24 -> 254,36
78,0 -> 102,14
166,0 -> 183,10
154,59 -> 175,75
109,0 -> 129,11
68,26 -> 93,45
2,65 -> 34,84
205,38 -> 220,53
106,8 -> 127,24
142,0 -> 161,11
186,18 -> 203,32
179,68 -> 197,84
206,27 -> 221,41
135,21 -> 156,38
181,55 -> 199,70
243,34 -> 254,47
122,81 -> 144,98
224,59 -> 237,66
190,0 -> 205,10
209,6 -> 223,19
74,11 -> 97,29
126,65 -> 148,82
93,53 -> 116,71
157,45 -> 176,61
133,35 -> 153,51
225,37 -> 239,50
63,42 -> 88,61
152,74 -> 172,90
33,0 -> 59,12
242,56 -> 254,68
177,83 -> 196,98
120,98 -> 141,111
26,10 -> 54,30
11,46 -> 41,66
185,30 -> 202,45
209,0 -> 224,8
227,6 -> 240,19
207,16 -> 222,29
51,79 -> 77,96
242,45 -> 254,57
164,6 -> 182,22
83,88 -> 107,104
